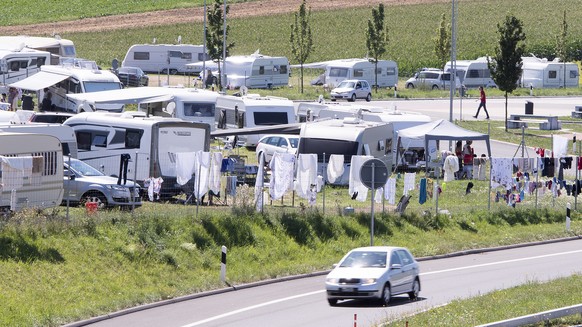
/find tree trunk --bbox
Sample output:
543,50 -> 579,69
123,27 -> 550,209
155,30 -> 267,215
504,92 -> 508,132
374,61 -> 378,93
300,63 -> 304,94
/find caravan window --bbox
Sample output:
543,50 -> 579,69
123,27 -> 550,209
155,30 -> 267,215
259,66 -> 265,75
329,67 -> 348,78
76,132 -> 92,150
92,135 -> 107,148
548,70 -> 557,79
376,67 -> 383,74
125,129 -> 142,149
570,70 -> 578,79
184,102 -> 215,117
387,67 -> 396,75
253,112 -> 288,125
63,46 -> 76,57
133,52 -> 150,60
298,138 -> 358,163
197,53 -> 210,61
83,81 -> 122,92
181,52 -> 192,60
9,61 -> 20,71
353,69 -> 364,77
279,65 -> 288,74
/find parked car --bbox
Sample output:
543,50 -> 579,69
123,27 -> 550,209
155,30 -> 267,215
405,70 -> 459,90
325,246 -> 420,306
63,156 -> 141,209
330,79 -> 372,102
29,111 -> 74,124
115,66 -> 149,87
255,134 -> 300,164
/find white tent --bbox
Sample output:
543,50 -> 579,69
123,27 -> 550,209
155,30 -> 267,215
396,119 -> 491,169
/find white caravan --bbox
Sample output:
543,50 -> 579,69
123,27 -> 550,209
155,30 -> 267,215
0,132 -> 64,211
325,59 -> 398,88
63,111 -> 211,197
65,86 -> 219,129
10,58 -> 123,113
0,123 -> 78,158
122,44 -> 209,74
0,36 -> 76,65
187,51 -> 290,89
296,102 -> 431,168
0,47 -> 50,91
297,118 -> 394,185
215,94 -> 296,147
445,57 -> 496,88
520,56 -> 579,88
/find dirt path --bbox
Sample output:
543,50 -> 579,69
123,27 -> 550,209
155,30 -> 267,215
0,0 -> 447,35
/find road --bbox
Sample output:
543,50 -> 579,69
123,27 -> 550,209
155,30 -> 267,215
78,238 -> 582,327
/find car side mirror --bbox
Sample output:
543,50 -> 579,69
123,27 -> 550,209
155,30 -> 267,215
391,263 -> 402,270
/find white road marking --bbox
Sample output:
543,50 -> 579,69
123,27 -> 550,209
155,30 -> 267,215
181,248 -> 582,326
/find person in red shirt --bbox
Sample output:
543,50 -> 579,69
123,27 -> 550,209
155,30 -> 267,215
473,86 -> 490,119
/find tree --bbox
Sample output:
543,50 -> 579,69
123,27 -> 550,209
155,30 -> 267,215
555,10 -> 569,88
366,3 -> 388,93
434,13 -> 451,69
206,0 -> 234,90
290,0 -> 314,94
488,15 -> 526,132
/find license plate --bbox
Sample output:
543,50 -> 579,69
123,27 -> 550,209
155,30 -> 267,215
340,287 -> 357,292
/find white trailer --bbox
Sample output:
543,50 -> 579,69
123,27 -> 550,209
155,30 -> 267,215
0,132 -> 64,211
10,59 -> 123,113
63,111 -> 211,197
215,93 -> 296,147
445,57 -> 496,88
0,123 -> 78,158
0,47 -> 50,92
297,118 -> 394,185
313,58 -> 398,88
0,35 -> 76,64
122,44 -> 209,75
187,52 -> 290,89
520,56 -> 579,88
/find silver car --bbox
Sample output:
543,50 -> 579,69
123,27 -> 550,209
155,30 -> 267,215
255,134 -> 300,164
325,246 -> 420,306
63,156 -> 141,208
330,79 -> 372,102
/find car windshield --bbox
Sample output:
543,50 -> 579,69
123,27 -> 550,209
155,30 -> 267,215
66,158 -> 104,177
119,68 -> 138,74
337,81 -> 355,88
83,82 -> 122,92
288,138 -> 299,148
339,251 -> 387,268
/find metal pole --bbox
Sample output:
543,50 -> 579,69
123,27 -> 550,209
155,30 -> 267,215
322,152 -> 326,216
370,163 -> 375,246
449,0 -> 457,123
202,0 -> 207,86
66,154 -> 71,223
132,152 -> 138,213
222,0 -> 227,92
167,51 -> 170,86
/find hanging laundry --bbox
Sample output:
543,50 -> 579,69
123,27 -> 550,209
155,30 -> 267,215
327,154 -> 345,184
349,155 -> 373,202
295,153 -> 317,199
269,152 -> 295,201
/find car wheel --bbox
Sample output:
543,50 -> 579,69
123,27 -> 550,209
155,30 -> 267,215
366,93 -> 372,102
350,93 -> 356,102
406,83 -> 414,89
381,283 -> 391,306
330,98 -> 336,102
170,69 -> 178,75
82,192 -> 108,209
327,299 -> 338,306
408,278 -> 420,301
432,85 -> 439,90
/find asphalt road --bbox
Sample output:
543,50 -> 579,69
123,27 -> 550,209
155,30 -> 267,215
78,238 -> 582,327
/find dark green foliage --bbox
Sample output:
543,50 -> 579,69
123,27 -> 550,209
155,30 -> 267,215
495,208 -> 562,226
160,249 -> 179,268
458,220 -> 479,233
280,212 -> 313,245
191,223 -> 215,250
205,0 -> 235,88
290,0 -> 314,93
434,13 -> 451,69
136,216 -> 172,251
339,220 -> 362,239
0,236 -> 64,263
305,210 -> 338,242
366,3 -> 388,92
200,215 -> 255,248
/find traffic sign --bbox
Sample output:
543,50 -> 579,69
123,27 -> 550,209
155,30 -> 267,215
359,158 -> 389,190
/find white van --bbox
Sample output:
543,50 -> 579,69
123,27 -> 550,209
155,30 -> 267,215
0,132 -> 64,211
122,44 -> 209,75
63,111 -> 211,198
445,57 -> 496,88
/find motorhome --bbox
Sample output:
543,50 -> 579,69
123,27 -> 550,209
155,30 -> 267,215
187,52 -> 290,89
122,44 -> 209,75
215,93 -> 296,147
296,102 -> 431,168
520,56 -> 579,88
0,47 -> 50,91
445,57 -> 496,88
10,58 -> 123,113
296,118 -> 394,185
0,35 -> 76,64
0,132 -> 64,211
0,123 -> 78,158
299,58 -> 398,88
63,111 -> 211,197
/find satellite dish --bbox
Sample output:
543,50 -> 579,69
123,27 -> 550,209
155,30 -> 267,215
165,102 -> 176,115
240,86 -> 248,96
111,58 -> 119,70
318,94 -> 324,103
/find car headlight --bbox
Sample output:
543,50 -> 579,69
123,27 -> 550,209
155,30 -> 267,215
360,278 -> 377,285
108,185 -> 127,191
326,278 -> 339,284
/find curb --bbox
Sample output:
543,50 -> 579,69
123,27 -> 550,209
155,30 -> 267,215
63,235 -> 582,327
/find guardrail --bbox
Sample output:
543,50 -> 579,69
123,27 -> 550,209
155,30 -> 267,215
475,303 -> 582,327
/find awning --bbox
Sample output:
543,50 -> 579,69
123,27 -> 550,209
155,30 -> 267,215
9,71 -> 70,91
66,87 -> 178,105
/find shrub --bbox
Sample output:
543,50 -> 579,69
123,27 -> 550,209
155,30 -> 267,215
280,212 -> 313,245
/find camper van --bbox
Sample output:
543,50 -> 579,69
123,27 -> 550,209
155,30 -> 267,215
445,57 -> 496,88
63,111 -> 211,197
296,102 -> 431,168
297,118 -> 394,185
520,56 -> 579,88
122,44 -> 209,75
11,58 -> 123,113
323,58 -> 398,88
0,48 -> 50,91
187,52 -> 290,89
215,94 -> 296,147
0,132 -> 64,211
0,123 -> 78,158
0,35 -> 76,65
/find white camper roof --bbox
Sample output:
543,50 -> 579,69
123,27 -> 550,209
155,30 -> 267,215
66,86 -> 218,105
301,117 -> 390,142
291,58 -> 395,69
64,111 -> 186,127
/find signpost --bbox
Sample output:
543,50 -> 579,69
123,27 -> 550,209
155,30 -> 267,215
359,158 -> 389,246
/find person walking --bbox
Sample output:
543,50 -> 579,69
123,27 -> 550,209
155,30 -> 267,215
473,86 -> 489,119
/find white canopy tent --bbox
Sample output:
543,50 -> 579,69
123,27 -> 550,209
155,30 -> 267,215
395,119 -> 491,171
